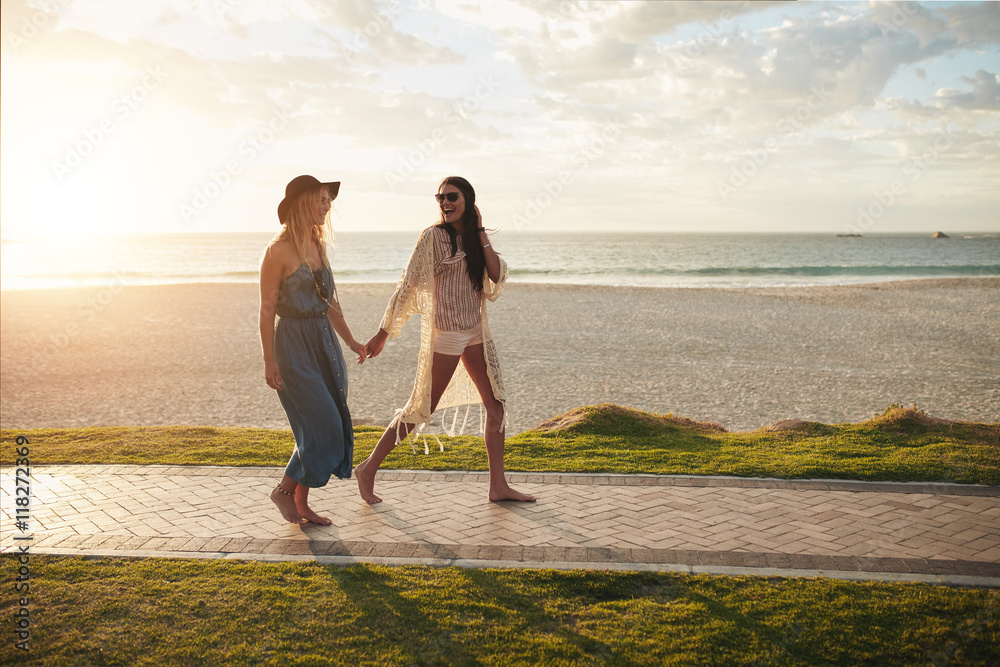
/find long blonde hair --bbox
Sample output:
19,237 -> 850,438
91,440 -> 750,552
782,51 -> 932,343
273,185 -> 332,267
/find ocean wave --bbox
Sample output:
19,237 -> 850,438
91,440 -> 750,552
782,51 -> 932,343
4,232 -> 998,290
508,264 -> 999,278
682,264 -> 998,277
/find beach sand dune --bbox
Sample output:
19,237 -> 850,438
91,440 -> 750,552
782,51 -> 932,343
1,279 -> 997,434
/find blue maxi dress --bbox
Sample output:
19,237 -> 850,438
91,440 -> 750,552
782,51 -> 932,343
273,263 -> 353,487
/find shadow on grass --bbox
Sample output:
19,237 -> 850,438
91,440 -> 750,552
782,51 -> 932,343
455,567 -> 648,666
334,565 -> 484,665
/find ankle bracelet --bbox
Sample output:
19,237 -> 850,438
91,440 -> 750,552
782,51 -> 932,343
275,484 -> 294,497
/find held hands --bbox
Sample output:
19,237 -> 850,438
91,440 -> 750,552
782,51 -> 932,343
349,339 -> 368,365
365,329 -> 388,359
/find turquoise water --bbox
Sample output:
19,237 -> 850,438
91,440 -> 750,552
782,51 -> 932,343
2,231 -> 998,290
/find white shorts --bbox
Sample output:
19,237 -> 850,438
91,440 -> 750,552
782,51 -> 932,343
434,324 -> 483,356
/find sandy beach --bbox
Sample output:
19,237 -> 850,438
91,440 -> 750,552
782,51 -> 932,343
1,278 -> 998,434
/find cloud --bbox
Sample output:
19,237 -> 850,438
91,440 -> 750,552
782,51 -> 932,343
609,0 -> 769,42
935,69 -> 1000,110
3,0 -> 468,141
2,0 -> 997,235
939,0 -> 1000,47
493,1 -> 996,129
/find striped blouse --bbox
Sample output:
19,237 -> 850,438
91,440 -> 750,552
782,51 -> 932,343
432,226 -> 481,331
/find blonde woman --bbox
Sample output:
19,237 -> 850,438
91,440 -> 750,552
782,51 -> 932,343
355,176 -> 535,505
260,175 -> 367,524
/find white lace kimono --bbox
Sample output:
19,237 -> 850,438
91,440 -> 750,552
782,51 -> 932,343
379,226 -> 508,451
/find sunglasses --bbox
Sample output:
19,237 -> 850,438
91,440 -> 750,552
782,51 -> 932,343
434,192 -> 460,203
311,268 -> 329,302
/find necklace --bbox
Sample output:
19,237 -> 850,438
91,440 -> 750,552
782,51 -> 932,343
310,264 -> 343,317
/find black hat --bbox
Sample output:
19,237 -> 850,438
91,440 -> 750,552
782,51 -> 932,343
277,175 -> 340,223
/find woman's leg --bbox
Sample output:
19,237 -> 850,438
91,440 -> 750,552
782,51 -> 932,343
270,474 -> 305,523
461,344 -> 536,502
294,484 -> 332,525
355,352 -> 463,504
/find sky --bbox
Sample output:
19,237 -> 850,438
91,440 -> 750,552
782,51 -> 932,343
1,0 -> 999,237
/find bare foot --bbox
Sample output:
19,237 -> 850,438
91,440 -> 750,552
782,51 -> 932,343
270,487 -> 305,523
489,486 -> 536,502
354,461 -> 382,504
296,504 -> 333,526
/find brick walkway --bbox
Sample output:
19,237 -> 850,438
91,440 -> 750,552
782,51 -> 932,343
3,465 -> 999,586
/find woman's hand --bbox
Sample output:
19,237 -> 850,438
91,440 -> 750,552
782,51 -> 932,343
476,204 -> 501,283
366,329 -> 389,359
349,339 -> 368,365
264,359 -> 282,390
475,204 -> 492,248
475,205 -> 486,235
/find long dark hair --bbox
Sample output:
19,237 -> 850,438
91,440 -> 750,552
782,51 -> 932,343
435,176 -> 485,292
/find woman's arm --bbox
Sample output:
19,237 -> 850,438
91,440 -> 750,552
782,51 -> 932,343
327,300 -> 367,364
259,244 -> 287,390
368,228 -> 434,358
476,205 -> 501,284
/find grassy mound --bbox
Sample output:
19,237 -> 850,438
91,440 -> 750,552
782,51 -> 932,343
860,404 -> 1000,446
531,403 -> 726,436
505,404 -> 999,484
865,404 -> 956,429
2,404 -> 997,484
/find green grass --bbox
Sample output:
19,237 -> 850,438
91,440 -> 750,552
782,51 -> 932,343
2,407 -> 997,665
1,556 -> 997,667
3,404 -> 998,485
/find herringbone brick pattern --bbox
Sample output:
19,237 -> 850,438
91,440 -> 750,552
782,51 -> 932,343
3,466 -> 998,580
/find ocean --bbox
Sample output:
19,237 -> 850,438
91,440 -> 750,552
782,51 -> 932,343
2,231 -> 998,291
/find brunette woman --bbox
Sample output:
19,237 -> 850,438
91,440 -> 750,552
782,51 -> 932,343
355,176 -> 535,504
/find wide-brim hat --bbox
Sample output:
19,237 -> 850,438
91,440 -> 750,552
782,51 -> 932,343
277,175 -> 340,224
